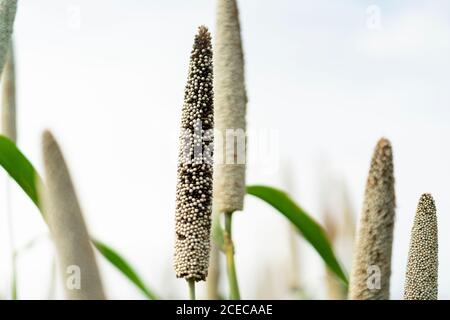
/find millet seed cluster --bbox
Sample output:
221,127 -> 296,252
404,193 -> 438,300
174,26 -> 214,281
213,0 -> 248,214
349,138 -> 396,300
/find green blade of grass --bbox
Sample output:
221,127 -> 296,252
0,135 -> 159,299
93,240 -> 159,300
247,185 -> 348,285
0,136 -> 42,207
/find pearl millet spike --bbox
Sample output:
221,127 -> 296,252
213,0 -> 248,214
1,41 -> 16,142
349,138 -> 396,300
41,131 -> 106,300
174,26 -> 214,282
0,0 -> 17,74
404,193 -> 438,300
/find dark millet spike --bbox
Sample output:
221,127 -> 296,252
174,26 -> 214,281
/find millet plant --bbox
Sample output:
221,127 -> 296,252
0,0 -> 444,300
174,25 -> 214,299
213,0 -> 248,300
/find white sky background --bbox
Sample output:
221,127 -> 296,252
0,0 -> 449,299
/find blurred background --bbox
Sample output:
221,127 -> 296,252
0,0 -> 449,299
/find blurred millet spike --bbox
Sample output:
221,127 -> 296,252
41,130 -> 106,299
404,193 -> 438,300
349,138 -> 396,300
1,40 -> 16,142
0,0 -> 17,74
213,0 -> 248,214
174,25 -> 214,281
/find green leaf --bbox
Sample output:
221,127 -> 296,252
93,240 -> 159,300
0,136 -> 43,208
0,135 -> 159,299
247,185 -> 348,285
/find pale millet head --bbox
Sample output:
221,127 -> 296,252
174,26 -> 214,281
404,193 -> 438,300
349,138 -> 396,300
0,0 -> 17,75
1,40 -> 16,142
41,130 -> 106,299
213,0 -> 247,214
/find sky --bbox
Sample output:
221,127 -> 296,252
0,0 -> 449,299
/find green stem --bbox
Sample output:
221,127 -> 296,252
223,212 -> 240,300
6,179 -> 17,300
188,279 -> 196,300
11,265 -> 17,300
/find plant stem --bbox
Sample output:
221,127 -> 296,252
6,179 -> 17,299
206,242 -> 221,299
223,212 -> 240,300
188,279 -> 196,300
47,255 -> 57,299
